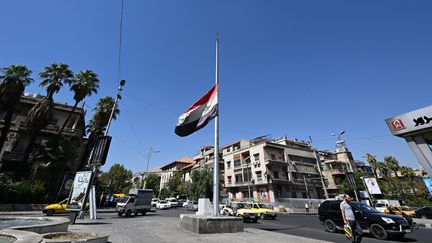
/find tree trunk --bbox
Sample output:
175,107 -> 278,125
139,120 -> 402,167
58,101 -> 78,135
0,110 -> 14,153
22,136 -> 36,164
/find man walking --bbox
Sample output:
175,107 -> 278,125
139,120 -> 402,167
341,194 -> 363,243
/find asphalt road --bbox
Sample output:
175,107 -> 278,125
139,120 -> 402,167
4,208 -> 430,243
156,207 -> 430,243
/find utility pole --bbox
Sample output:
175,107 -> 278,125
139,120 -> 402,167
143,147 -> 159,189
212,33 -> 220,217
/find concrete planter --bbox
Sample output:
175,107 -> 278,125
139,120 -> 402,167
0,229 -> 43,243
42,232 -> 109,243
1,216 -> 70,234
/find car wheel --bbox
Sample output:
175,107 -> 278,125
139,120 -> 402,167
118,212 -> 123,217
324,219 -> 337,233
142,210 -> 147,216
135,211 -> 140,216
125,210 -> 132,217
46,210 -> 55,216
370,223 -> 388,240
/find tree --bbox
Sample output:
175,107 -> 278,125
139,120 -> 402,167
160,188 -> 170,199
144,173 -> 160,196
0,65 -> 33,152
166,171 -> 187,196
99,163 -> 132,194
365,153 -> 378,178
189,169 -> 212,201
82,96 -> 119,168
23,63 -> 73,164
59,70 -> 99,134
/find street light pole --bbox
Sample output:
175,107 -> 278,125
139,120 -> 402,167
143,147 -> 159,189
105,79 -> 125,136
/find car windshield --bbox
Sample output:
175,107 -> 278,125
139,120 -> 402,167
375,203 -> 386,207
118,197 -> 129,203
401,206 -> 411,211
258,204 -> 270,209
353,202 -> 380,213
159,200 -> 167,203
192,201 -> 198,205
170,199 -> 177,202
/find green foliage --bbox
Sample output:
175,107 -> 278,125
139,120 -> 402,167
99,164 -> 132,194
160,187 -> 170,199
189,169 -> 212,200
0,173 -> 45,203
144,174 -> 160,197
339,172 -> 368,194
166,171 -> 187,196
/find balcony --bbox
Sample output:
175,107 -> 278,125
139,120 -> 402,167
19,122 -> 79,136
326,168 -> 350,175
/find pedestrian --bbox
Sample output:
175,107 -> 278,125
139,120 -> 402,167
341,194 -> 363,243
305,203 -> 309,213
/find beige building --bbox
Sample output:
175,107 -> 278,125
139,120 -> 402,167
222,136 -> 324,203
159,157 -> 194,189
0,93 -> 86,175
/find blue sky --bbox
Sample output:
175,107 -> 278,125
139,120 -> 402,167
1,1 -> 431,172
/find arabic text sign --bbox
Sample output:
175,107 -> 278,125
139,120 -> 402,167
66,171 -> 93,211
386,105 -> 432,136
363,177 -> 382,195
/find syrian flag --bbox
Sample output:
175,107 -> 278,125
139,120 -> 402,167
175,84 -> 218,137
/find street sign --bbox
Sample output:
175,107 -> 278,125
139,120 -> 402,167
385,105 -> 432,136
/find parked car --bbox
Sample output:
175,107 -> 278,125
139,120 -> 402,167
183,200 -> 192,208
318,200 -> 411,240
156,200 -> 171,209
166,198 -> 179,208
42,198 -> 89,216
151,198 -> 159,207
384,206 -> 416,217
247,202 -> 277,219
116,189 -> 153,217
187,201 -> 199,211
221,202 -> 259,223
374,203 -> 388,213
415,206 -> 432,219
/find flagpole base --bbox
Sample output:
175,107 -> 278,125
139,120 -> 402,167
179,214 -> 243,234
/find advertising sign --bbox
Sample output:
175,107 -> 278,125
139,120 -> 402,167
66,171 -> 93,211
385,105 -> 432,136
363,177 -> 382,195
423,178 -> 432,196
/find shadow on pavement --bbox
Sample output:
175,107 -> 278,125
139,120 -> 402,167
74,222 -> 112,225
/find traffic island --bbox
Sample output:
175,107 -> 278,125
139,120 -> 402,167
179,214 -> 243,234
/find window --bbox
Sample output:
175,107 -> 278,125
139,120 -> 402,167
256,171 -> 262,181
273,171 -> 279,179
271,154 -> 276,160
289,155 -> 316,164
227,176 -> 232,184
253,153 -> 260,161
234,159 -> 241,167
235,174 -> 242,184
243,168 -> 252,182
302,192 -> 308,198
291,192 -> 297,198
227,161 -> 231,169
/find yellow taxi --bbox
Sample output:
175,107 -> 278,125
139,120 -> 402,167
384,206 -> 416,216
42,198 -> 89,216
221,202 -> 259,223
247,202 -> 277,219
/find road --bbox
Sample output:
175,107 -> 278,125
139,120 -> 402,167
3,208 -> 430,242
157,208 -> 430,243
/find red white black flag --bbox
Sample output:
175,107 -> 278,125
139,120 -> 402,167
175,84 -> 218,137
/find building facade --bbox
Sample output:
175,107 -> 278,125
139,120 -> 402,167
0,93 -> 86,176
159,157 -> 194,189
222,136 -> 324,203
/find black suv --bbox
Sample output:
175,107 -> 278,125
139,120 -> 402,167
318,200 -> 412,240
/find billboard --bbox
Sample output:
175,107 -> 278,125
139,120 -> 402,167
66,171 -> 93,211
363,177 -> 382,195
423,178 -> 432,196
385,105 -> 432,136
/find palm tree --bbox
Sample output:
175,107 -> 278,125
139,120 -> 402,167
23,63 -> 73,163
384,156 -> 400,178
0,65 -> 33,151
59,70 -> 99,134
81,96 -> 120,168
365,153 -> 378,178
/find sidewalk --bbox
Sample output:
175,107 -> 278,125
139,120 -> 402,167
69,215 -> 332,243
413,218 -> 432,228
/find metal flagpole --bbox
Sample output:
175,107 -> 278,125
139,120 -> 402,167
213,33 -> 220,217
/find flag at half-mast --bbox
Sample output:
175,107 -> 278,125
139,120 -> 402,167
175,84 -> 218,137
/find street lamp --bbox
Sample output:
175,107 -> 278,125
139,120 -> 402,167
332,130 -> 347,152
143,147 -> 160,189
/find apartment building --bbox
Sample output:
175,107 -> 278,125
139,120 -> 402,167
222,136 -> 324,203
159,157 -> 194,189
0,93 -> 86,175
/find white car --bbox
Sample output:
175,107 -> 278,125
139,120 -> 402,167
151,198 -> 159,207
183,200 -> 191,208
166,198 -> 179,208
156,200 -> 171,209
374,203 -> 388,213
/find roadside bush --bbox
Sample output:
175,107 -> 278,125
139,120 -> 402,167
0,173 -> 46,204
